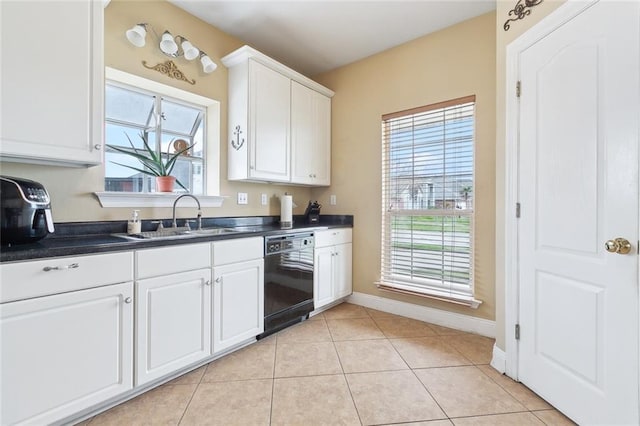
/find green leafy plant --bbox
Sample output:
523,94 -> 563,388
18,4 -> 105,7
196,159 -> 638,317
107,133 -> 193,190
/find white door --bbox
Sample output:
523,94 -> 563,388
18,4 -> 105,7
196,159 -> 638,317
136,269 -> 212,385
517,1 -> 639,424
213,259 -> 264,353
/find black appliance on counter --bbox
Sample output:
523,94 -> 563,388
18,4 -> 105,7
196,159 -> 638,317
1,176 -> 55,245
304,201 -> 321,224
259,232 -> 314,338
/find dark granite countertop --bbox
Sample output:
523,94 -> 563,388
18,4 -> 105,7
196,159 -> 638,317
0,215 -> 353,263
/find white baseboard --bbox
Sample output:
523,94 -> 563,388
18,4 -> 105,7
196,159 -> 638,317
490,343 -> 506,373
347,291 -> 495,338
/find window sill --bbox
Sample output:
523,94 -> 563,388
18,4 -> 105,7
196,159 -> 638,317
376,281 -> 482,309
94,192 -> 227,208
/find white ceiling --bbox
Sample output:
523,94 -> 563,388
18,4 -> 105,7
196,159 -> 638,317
169,1 -> 496,76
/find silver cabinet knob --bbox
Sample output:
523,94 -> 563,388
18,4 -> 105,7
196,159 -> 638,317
124,297 -> 132,304
215,277 -> 221,283
94,144 -> 101,150
205,280 -> 211,286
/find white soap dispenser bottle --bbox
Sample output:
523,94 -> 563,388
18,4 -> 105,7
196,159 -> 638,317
127,210 -> 141,234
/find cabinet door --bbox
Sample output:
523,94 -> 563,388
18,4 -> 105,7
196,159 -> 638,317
0,0 -> 103,166
136,269 -> 212,385
0,282 -> 133,425
334,243 -> 353,299
314,246 -> 335,309
248,60 -> 290,182
213,259 -> 264,353
291,82 -> 331,185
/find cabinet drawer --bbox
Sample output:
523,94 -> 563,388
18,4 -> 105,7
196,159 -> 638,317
0,252 -> 133,303
213,237 -> 263,266
314,228 -> 352,248
136,243 -> 211,279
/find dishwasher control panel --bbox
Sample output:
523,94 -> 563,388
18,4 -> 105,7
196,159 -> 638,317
265,232 -> 314,255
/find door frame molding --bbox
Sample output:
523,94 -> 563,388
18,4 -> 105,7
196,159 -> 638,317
504,0 -> 600,380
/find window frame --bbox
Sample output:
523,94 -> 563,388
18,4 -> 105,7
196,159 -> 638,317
95,67 -> 223,208
104,80 -> 207,194
378,95 -> 481,308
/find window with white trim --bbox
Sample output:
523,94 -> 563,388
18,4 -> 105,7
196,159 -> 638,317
104,82 -> 206,194
379,95 -> 480,308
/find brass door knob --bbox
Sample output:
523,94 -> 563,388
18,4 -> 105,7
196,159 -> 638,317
604,238 -> 632,254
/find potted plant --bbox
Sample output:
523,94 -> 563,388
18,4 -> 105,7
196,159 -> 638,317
107,133 -> 193,192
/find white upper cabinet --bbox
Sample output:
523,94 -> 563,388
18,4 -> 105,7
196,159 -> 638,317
222,46 -> 333,186
291,81 -> 331,185
249,61 -> 291,181
0,0 -> 103,166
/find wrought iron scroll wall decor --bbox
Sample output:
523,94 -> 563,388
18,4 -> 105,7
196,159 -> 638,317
231,125 -> 245,150
504,0 -> 544,31
142,60 -> 196,85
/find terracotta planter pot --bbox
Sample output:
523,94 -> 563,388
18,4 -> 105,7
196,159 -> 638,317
156,176 -> 176,192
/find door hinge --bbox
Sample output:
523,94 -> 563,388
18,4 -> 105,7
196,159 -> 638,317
515,324 -> 520,340
516,202 -> 521,218
516,81 -> 521,98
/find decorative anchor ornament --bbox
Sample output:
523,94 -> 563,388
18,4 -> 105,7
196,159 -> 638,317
231,125 -> 245,150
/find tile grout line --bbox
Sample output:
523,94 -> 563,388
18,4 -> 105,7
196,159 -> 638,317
333,338 -> 365,426
269,329 -> 279,426
175,377 -> 202,425
408,365 -> 451,422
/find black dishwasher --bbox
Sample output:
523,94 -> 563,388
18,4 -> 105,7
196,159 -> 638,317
259,232 -> 314,338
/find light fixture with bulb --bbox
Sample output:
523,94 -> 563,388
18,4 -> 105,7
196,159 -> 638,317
125,23 -> 217,74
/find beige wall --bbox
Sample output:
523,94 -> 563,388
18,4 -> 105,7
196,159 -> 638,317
311,12 -> 497,321
0,0 -> 312,222
493,0 -> 566,349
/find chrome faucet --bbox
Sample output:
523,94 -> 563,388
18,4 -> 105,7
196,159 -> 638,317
172,194 -> 202,230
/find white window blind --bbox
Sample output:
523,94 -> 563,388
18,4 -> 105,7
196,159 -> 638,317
379,95 -> 480,308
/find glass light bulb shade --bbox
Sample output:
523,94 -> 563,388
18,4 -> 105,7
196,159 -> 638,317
159,31 -> 178,55
125,24 -> 147,47
200,55 -> 217,73
181,40 -> 199,60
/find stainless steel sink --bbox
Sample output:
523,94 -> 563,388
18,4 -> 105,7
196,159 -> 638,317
114,227 -> 239,241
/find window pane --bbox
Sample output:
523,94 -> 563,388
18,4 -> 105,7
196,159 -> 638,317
161,99 -> 201,134
171,158 -> 192,193
389,215 -> 471,286
159,133 -> 198,158
104,151 -> 152,192
192,119 -> 204,158
105,123 -> 147,149
105,84 -> 154,126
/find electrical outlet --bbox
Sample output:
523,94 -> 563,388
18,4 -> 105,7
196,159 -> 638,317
237,192 -> 248,205
261,193 -> 268,205
330,195 -> 337,205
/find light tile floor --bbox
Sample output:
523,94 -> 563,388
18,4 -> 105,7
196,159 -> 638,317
82,303 -> 576,426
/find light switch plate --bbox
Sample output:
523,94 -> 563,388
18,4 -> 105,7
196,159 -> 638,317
261,193 -> 268,205
330,195 -> 337,205
237,192 -> 248,205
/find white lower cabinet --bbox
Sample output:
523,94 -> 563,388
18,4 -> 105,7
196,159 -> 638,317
314,246 -> 336,308
314,229 -> 353,310
212,237 -> 264,353
135,268 -> 212,386
134,244 -> 212,386
0,282 -> 133,425
334,243 -> 353,299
